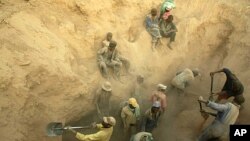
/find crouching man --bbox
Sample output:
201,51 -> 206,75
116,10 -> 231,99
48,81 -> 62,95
66,116 -> 116,141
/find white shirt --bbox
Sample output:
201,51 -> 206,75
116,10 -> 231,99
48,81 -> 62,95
171,68 -> 194,89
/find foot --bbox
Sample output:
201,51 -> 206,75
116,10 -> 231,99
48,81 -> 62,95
177,89 -> 184,95
152,47 -> 156,52
152,43 -> 157,51
113,74 -> 120,80
126,70 -> 133,76
158,38 -> 163,45
103,74 -> 110,80
167,42 -> 173,50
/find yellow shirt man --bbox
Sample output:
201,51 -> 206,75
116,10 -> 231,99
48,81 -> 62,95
67,116 -> 116,141
75,124 -> 113,141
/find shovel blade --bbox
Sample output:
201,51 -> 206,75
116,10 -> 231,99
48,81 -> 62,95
46,122 -> 64,136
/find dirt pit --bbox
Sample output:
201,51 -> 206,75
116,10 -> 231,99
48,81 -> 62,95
0,0 -> 250,141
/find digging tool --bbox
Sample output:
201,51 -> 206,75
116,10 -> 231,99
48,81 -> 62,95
209,75 -> 215,101
46,122 -> 91,136
198,100 -> 209,119
198,101 -> 203,111
198,99 -> 217,119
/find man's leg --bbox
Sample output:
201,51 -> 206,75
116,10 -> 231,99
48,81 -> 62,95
169,32 -> 176,42
150,28 -> 161,51
99,61 -> 108,78
108,61 -> 122,80
166,32 -> 176,49
119,56 -> 131,74
151,39 -> 157,51
198,124 -> 216,141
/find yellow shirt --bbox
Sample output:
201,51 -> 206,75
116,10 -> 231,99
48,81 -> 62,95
75,124 -> 113,141
121,106 -> 139,128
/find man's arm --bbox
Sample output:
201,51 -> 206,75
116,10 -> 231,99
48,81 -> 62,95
121,108 -> 127,128
159,21 -> 167,35
141,111 -> 148,131
198,96 -> 228,112
112,50 -> 121,62
207,101 -> 228,112
102,40 -> 109,48
97,48 -> 106,61
94,90 -> 102,117
173,23 -> 178,32
166,24 -> 178,34
210,68 -> 224,76
93,89 -> 99,104
145,16 -> 152,28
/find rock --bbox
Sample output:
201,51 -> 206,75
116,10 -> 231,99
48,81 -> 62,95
18,60 -> 31,66
59,21 -> 76,33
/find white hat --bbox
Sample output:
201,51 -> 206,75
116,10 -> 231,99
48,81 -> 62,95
103,116 -> 116,126
192,68 -> 201,77
157,84 -> 167,90
166,6 -> 172,10
102,81 -> 112,91
152,101 -> 161,108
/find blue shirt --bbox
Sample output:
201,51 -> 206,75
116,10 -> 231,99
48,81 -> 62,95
145,15 -> 160,29
207,101 -> 239,124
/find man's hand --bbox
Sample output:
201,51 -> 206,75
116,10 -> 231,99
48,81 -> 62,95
198,96 -> 204,102
64,126 -> 72,130
210,72 -> 214,77
209,95 -> 214,101
198,96 -> 209,104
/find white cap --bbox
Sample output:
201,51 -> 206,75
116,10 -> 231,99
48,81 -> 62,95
102,81 -> 112,91
103,116 -> 116,126
152,101 -> 161,108
192,68 -> 201,77
157,84 -> 167,90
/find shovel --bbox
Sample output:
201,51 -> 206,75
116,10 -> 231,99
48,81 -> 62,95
208,75 -> 215,101
46,122 -> 91,136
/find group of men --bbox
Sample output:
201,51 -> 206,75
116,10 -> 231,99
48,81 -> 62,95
64,67 -> 245,141
120,82 -> 168,141
145,0 -> 177,51
97,32 -> 131,80
64,73 -> 168,141
96,1 -> 177,80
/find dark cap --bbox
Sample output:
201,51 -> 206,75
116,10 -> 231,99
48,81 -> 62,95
151,8 -> 157,16
234,95 -> 245,105
107,32 -> 112,37
109,40 -> 117,48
